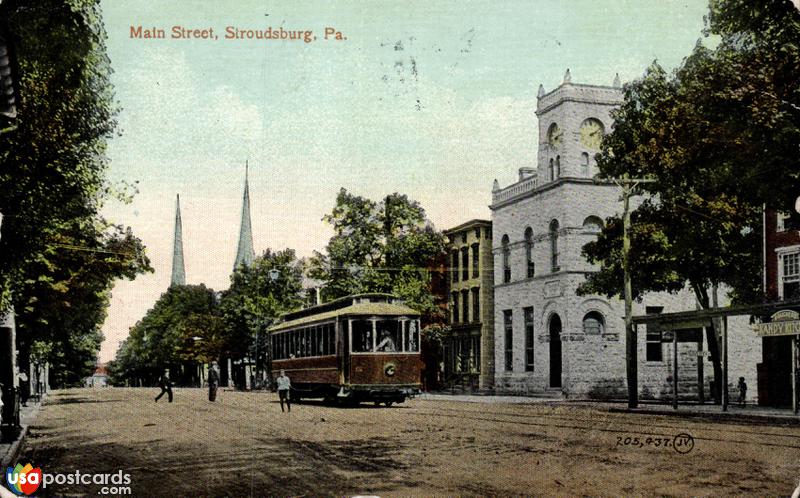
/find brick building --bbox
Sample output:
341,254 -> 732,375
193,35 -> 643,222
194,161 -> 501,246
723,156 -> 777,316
489,72 -> 761,399
443,219 -> 494,390
760,208 -> 800,406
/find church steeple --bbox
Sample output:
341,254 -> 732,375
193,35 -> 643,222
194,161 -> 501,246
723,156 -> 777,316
234,161 -> 255,270
170,194 -> 186,286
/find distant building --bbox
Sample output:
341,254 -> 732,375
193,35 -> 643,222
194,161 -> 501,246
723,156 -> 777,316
85,364 -> 109,388
490,72 -> 761,399
443,219 -> 494,390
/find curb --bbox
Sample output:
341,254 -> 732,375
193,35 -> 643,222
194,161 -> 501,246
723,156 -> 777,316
1,401 -> 43,468
606,406 -> 800,426
0,424 -> 29,468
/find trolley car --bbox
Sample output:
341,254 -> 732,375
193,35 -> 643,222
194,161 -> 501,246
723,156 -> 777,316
269,293 -> 422,406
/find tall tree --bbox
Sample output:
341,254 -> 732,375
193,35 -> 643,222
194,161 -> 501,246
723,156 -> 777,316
0,0 -> 152,386
309,189 -> 448,322
14,220 -> 151,386
578,0 -> 800,401
112,284 -> 218,386
219,248 -> 305,367
0,0 -> 122,305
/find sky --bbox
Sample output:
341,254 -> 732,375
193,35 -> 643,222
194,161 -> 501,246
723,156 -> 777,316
98,0 -> 712,361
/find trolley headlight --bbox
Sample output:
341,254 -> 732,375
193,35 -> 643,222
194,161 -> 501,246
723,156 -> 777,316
384,362 -> 397,377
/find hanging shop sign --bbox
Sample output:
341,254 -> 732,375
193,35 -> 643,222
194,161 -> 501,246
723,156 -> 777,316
753,310 -> 800,337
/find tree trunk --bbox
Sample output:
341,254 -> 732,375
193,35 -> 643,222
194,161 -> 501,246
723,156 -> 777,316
692,283 -> 722,404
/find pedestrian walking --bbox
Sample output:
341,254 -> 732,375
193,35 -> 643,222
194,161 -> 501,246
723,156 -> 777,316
208,362 -> 220,402
18,371 -> 28,407
737,377 -> 747,407
276,370 -> 291,412
155,369 -> 173,403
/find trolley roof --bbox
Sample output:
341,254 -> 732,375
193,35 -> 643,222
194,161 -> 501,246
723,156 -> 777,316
269,293 -> 420,333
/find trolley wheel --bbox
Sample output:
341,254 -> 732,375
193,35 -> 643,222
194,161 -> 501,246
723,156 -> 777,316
383,401 -> 393,407
373,401 -> 380,407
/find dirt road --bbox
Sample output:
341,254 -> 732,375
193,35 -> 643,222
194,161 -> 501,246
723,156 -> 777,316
13,388 -> 800,496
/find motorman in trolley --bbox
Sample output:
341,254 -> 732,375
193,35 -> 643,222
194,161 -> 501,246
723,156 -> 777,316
276,369 -> 291,412
377,329 -> 397,352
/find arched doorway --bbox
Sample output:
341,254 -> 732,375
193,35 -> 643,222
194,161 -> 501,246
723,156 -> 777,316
549,314 -> 562,388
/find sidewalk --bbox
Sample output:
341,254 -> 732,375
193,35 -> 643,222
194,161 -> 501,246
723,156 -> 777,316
0,399 -> 43,467
419,392 -> 800,424
606,400 -> 800,424
419,392 -> 563,404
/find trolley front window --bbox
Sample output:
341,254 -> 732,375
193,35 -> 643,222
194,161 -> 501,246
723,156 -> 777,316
349,317 -> 420,353
351,319 -> 373,353
376,319 -> 401,352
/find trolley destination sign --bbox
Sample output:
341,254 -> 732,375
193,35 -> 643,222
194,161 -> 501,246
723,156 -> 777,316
753,310 -> 800,337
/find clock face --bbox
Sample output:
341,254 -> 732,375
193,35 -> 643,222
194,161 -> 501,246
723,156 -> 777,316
580,118 -> 604,150
547,123 -> 563,148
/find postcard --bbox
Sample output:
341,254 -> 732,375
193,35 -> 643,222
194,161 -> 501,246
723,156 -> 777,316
1,1 -> 799,496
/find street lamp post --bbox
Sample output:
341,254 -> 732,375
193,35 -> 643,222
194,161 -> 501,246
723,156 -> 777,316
254,269 -> 281,390
262,269 -> 281,388
253,327 -> 259,390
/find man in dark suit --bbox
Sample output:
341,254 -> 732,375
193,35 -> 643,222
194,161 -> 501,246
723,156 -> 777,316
208,362 -> 220,402
155,369 -> 173,403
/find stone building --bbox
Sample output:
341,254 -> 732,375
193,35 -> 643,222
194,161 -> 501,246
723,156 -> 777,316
489,72 -> 761,399
443,219 -> 494,390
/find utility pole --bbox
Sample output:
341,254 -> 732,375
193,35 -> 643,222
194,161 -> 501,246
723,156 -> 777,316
608,175 -> 656,409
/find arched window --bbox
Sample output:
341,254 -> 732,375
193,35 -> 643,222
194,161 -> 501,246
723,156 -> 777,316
581,152 -> 590,176
582,215 -> 603,234
548,158 -> 555,182
524,227 -> 534,278
582,311 -> 605,335
549,220 -> 559,272
555,155 -> 561,179
501,234 -> 511,283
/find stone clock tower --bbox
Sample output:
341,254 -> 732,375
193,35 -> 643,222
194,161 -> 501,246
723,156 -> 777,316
488,71 -> 760,400
535,69 -> 622,181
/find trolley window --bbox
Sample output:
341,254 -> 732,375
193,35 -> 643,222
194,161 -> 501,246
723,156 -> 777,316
326,323 -> 335,355
376,319 -> 401,352
404,319 -> 420,352
348,317 -> 420,353
351,319 -> 373,352
272,322 -> 337,359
